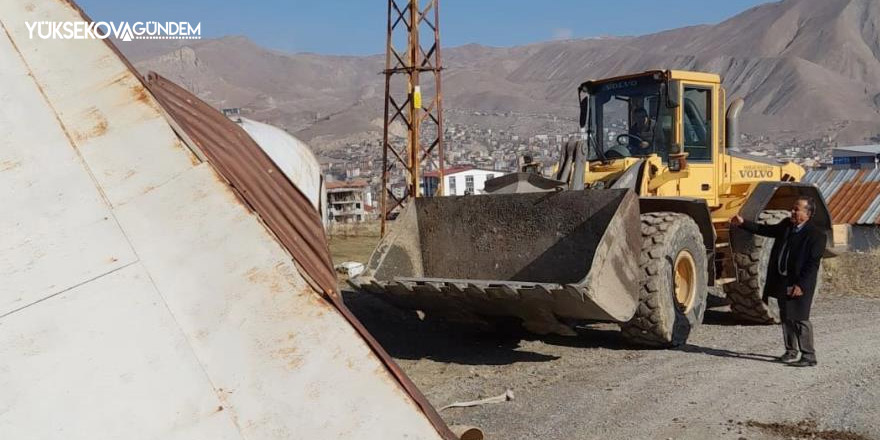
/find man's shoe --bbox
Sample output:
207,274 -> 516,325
788,358 -> 817,367
777,352 -> 798,363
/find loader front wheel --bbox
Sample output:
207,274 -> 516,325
621,212 -> 708,347
723,210 -> 788,324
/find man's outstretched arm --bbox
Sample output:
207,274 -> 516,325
730,214 -> 788,238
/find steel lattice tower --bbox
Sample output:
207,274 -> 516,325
381,0 -> 444,235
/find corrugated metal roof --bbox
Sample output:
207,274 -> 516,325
833,144 -> 880,155
804,168 -> 880,225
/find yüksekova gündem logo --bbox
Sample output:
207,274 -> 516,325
26,21 -> 201,41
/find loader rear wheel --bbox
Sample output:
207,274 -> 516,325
723,210 -> 788,324
621,212 -> 708,347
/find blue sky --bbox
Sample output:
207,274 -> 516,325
77,0 -> 771,55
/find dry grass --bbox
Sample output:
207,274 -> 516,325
328,233 -> 380,266
822,249 -> 880,298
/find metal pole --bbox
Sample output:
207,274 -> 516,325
381,0 -> 393,236
434,0 -> 444,195
409,0 -> 420,198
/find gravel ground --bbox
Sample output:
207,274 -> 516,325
343,290 -> 880,440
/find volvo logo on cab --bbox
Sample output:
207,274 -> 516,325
739,167 -> 774,179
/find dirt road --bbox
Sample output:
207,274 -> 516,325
344,290 -> 880,440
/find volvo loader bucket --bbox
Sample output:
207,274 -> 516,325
350,189 -> 642,336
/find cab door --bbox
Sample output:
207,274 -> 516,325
676,83 -> 719,206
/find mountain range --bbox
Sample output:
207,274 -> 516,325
118,0 -> 880,154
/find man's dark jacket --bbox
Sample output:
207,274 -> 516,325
739,218 -> 826,321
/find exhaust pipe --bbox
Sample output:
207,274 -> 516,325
726,98 -> 745,151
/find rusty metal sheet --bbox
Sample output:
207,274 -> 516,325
0,1 -> 453,438
804,168 -> 880,225
143,72 -> 338,297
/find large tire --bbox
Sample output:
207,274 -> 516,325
723,210 -> 788,324
621,212 -> 708,347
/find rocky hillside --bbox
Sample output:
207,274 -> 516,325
118,0 -> 880,151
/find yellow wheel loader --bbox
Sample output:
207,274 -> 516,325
351,70 -> 831,347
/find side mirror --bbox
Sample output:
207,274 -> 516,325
666,80 -> 681,108
578,95 -> 589,128
668,146 -> 688,172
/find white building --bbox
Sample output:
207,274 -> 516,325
326,179 -> 372,223
422,166 -> 501,196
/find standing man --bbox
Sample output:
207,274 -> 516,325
730,197 -> 826,367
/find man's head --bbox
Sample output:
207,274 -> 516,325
632,108 -> 649,127
791,196 -> 815,226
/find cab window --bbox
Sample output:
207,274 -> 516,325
683,87 -> 712,162
591,79 -> 672,160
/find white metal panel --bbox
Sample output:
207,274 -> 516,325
0,1 -> 446,439
0,29 -> 136,315
1,1 -> 199,208
0,264 -> 242,440
239,118 -> 323,212
113,164 -> 442,439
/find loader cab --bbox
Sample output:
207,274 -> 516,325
581,70 -> 722,206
